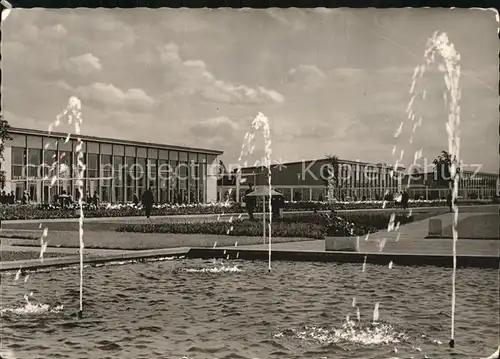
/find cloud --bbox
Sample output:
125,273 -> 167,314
66,53 -> 102,76
190,116 -> 238,138
157,42 -> 285,105
73,83 -> 155,111
288,65 -> 326,89
42,24 -> 68,39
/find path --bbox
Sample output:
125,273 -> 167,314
0,231 -> 311,251
365,212 -> 487,242
225,238 -> 498,256
2,204 -> 496,228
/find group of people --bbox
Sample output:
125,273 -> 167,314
1,190 -> 19,204
243,183 -> 285,220
52,190 -> 101,208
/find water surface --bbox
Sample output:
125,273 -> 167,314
1,259 -> 498,359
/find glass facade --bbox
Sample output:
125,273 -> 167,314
6,132 -> 218,204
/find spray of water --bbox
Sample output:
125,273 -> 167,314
418,32 -> 461,348
395,31 -> 462,348
236,112 -> 273,272
48,96 -> 86,317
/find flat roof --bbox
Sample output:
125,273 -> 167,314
242,158 -> 405,170
406,170 -> 499,177
9,127 -> 224,156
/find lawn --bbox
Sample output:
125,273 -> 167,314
442,214 -> 499,239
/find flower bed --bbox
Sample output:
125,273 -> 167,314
0,198 -> 492,221
115,212 -> 416,239
117,220 -> 326,239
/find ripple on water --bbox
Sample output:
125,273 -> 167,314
0,260 -> 497,359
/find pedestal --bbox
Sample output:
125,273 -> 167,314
325,237 -> 360,252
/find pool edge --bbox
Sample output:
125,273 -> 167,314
186,248 -> 500,269
1,247 -> 498,271
0,247 -> 191,272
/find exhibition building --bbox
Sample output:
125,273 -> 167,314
2,127 -> 223,204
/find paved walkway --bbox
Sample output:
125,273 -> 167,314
365,212 -> 488,242
0,231 -> 312,250
2,204 -> 496,226
226,238 -> 499,256
1,205 -> 496,259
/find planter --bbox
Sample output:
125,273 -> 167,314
325,236 -> 360,252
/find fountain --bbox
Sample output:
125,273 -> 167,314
40,97 -> 86,318
0,28 -> 498,359
234,112 -> 273,272
398,31 -> 462,348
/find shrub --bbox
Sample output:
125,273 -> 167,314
0,198 -> 491,221
116,212 -> 415,239
117,220 -> 326,239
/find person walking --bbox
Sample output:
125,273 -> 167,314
402,190 -> 409,210
244,183 -> 256,221
142,188 -> 154,219
93,191 -> 100,208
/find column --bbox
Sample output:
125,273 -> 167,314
236,171 -> 241,203
206,155 -> 218,203
2,146 -> 12,192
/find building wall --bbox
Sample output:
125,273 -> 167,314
222,159 -> 405,202
404,170 -> 498,199
3,131 -> 221,204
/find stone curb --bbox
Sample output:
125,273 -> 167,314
1,245 -> 497,272
187,248 -> 500,269
0,247 -> 190,272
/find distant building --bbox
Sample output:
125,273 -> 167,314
404,170 -> 498,200
3,127 -> 223,204
218,158 -> 406,202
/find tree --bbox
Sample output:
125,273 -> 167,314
322,154 -> 341,200
432,150 -> 460,188
0,115 -> 12,189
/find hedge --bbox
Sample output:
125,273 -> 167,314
115,212 -> 415,239
0,199 -> 492,221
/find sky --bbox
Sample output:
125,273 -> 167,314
2,8 -> 498,173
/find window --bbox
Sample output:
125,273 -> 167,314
73,151 -> 86,179
88,154 -> 99,178
100,155 -> 112,178
114,156 -> 124,203
137,157 -> 146,198
27,148 -> 42,178
159,159 -> 169,203
59,151 -> 72,179
100,155 -> 112,202
11,147 -> 25,179
198,161 -> 206,203
147,158 -> 157,190
189,161 -> 199,203
178,161 -> 188,204
169,160 -> 178,203
43,150 -> 56,178
126,157 -> 135,202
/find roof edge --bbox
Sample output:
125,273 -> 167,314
8,127 -> 224,156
